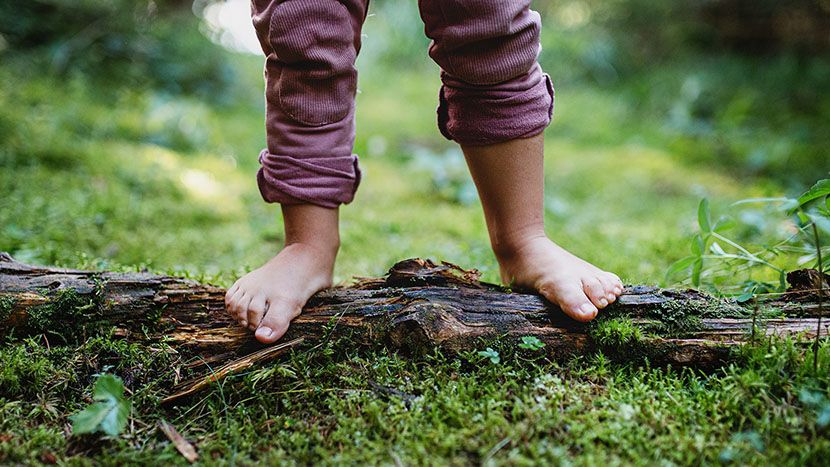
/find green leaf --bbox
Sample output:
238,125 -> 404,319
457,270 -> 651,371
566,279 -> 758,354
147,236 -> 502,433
690,234 -> 707,256
731,197 -> 795,206
93,373 -> 124,401
735,292 -> 754,303
805,209 -> 830,235
518,336 -> 545,351
70,402 -> 111,435
777,269 -> 787,293
70,374 -> 130,437
478,348 -> 500,364
665,256 -> 697,282
797,179 -> 830,208
698,198 -> 712,233
99,399 -> 130,436
691,258 -> 703,288
736,283 -> 757,303
713,217 -> 737,233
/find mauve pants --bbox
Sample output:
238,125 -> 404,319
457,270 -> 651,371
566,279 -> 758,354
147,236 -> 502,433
251,0 -> 554,208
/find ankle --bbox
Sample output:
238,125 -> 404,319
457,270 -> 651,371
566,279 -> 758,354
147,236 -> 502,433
284,236 -> 340,261
489,229 -> 547,264
280,203 -> 341,259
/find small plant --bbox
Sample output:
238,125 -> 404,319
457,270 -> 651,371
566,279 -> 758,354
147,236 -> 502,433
667,178 -> 830,300
478,347 -> 500,364
665,198 -> 787,293
788,179 -> 830,371
518,336 -> 545,351
70,374 -> 130,437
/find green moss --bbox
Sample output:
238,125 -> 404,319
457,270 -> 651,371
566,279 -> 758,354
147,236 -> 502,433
588,316 -> 689,364
27,288 -> 98,342
645,301 -> 706,337
638,298 -> 747,338
590,317 -> 646,348
0,340 -> 73,399
0,295 -> 15,322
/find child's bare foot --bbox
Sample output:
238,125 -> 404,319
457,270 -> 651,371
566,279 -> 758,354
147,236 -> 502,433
460,133 -> 622,322
495,235 -> 623,322
225,204 -> 339,344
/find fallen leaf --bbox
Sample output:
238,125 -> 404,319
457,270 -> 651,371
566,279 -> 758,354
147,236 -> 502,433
158,421 -> 198,463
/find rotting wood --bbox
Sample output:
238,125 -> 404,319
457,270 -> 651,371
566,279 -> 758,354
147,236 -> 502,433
1,252 -> 828,379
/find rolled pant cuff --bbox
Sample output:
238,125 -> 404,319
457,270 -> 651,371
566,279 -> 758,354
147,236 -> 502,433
437,66 -> 555,146
257,149 -> 361,208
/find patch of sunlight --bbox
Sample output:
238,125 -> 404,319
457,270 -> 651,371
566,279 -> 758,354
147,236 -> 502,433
120,143 -> 248,214
195,0 -> 262,55
180,168 -> 220,198
556,1 -> 592,28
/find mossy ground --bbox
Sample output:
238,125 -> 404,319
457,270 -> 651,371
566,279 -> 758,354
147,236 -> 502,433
2,2 -> 830,464
2,330 -> 830,465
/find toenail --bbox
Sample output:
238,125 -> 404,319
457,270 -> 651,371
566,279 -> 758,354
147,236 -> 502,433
257,326 -> 273,337
598,298 -> 608,307
240,320 -> 247,327
614,287 -> 622,295
580,303 -> 596,316
607,293 -> 616,301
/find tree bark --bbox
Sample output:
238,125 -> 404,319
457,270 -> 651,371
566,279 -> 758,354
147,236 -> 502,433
1,252 -> 826,376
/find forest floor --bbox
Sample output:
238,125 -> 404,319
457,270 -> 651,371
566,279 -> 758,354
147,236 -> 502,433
2,19 -> 830,464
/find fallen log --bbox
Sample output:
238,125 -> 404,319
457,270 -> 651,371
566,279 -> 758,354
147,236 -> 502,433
1,252 -> 827,379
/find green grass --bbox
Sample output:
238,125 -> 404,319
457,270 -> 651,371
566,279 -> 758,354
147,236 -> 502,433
2,7 -> 830,464
2,332 -> 830,465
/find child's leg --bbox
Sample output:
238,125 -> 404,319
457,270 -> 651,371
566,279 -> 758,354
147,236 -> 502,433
228,0 -> 369,343
418,0 -> 622,320
461,134 -> 623,321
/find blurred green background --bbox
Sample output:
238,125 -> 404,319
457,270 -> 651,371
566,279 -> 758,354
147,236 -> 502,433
1,0 -> 828,291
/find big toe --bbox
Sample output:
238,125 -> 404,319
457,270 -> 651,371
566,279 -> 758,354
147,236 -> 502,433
254,298 -> 299,344
539,280 -> 598,322
246,296 -> 268,331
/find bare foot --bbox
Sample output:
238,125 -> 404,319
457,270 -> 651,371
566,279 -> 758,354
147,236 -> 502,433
225,203 -> 340,344
460,133 -> 622,323
224,243 -> 336,343
496,235 -> 624,322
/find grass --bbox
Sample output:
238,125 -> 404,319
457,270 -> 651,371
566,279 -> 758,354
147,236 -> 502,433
2,332 -> 830,465
2,5 -> 830,464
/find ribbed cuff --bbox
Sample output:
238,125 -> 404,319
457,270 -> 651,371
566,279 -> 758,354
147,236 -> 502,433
257,149 -> 361,208
437,64 -> 554,146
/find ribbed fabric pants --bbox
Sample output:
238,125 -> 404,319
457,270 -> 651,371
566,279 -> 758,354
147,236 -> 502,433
251,0 -> 555,208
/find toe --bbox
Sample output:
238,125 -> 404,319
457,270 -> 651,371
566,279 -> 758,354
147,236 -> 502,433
582,277 -> 609,309
224,283 -> 236,305
539,279 -> 598,322
225,284 -> 241,318
231,293 -> 253,328
598,274 -> 619,304
246,296 -> 268,331
608,273 -> 624,295
254,297 -> 300,344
